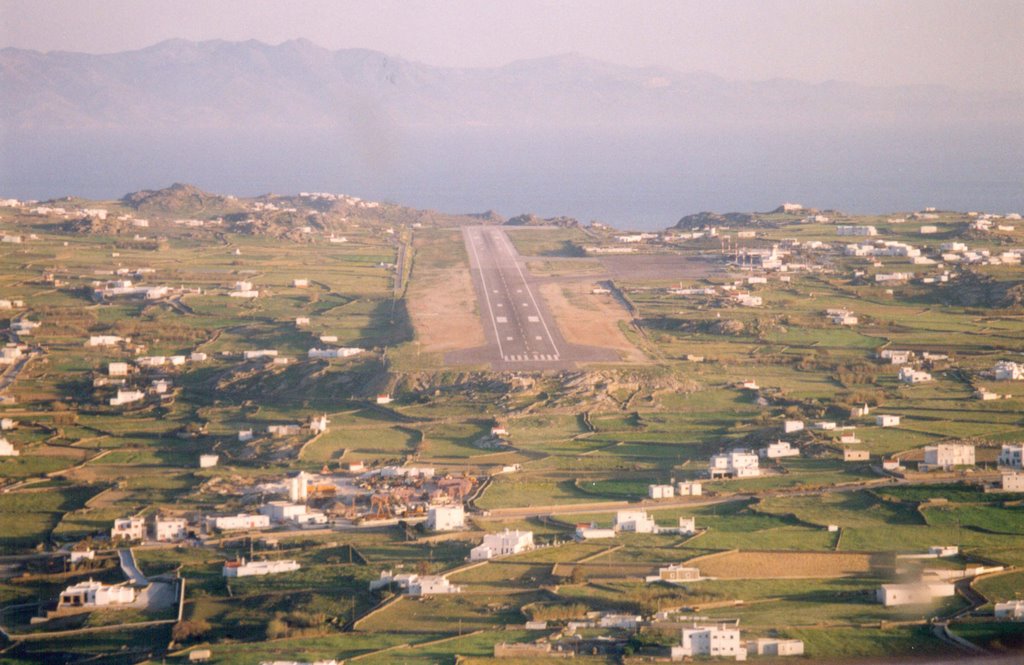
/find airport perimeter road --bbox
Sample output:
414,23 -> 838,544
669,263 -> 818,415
461,226 -> 575,368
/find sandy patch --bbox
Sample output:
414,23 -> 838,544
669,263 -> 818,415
407,264 -> 486,353
693,550 -> 882,579
539,280 -> 646,363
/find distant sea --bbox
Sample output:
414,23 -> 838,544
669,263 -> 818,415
3,126 -> 1022,229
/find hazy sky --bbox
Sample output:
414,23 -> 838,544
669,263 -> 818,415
1,0 -> 1022,91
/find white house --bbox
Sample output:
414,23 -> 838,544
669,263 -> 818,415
613,509 -> 658,534
223,557 -> 300,578
0,418 -> 16,430
998,444 -> 1022,469
649,484 -> 675,499
898,367 -> 933,384
260,501 -> 308,523
69,549 -> 95,564
760,440 -> 799,459
88,335 -> 123,347
677,481 -> 702,496
994,361 -> 1024,381
154,517 -> 189,542
575,524 -> 617,541
649,564 -> 701,584
921,444 -> 975,471
994,600 -> 1024,621
1000,473 -> 1024,492
295,317 -> 310,326
876,415 -> 901,427
470,529 -> 535,561
783,420 -> 804,433
0,437 -> 19,457
678,517 -> 697,535
206,514 -> 270,531
111,516 -> 147,541
409,575 -> 461,596
877,582 -> 955,606
110,389 -> 145,406
308,347 -> 364,359
108,362 -> 130,377
199,454 -> 219,468
709,450 -> 760,478
673,625 -> 745,660
292,279 -> 309,288
880,349 -> 914,365
238,429 -> 254,442
426,505 -> 465,531
59,579 -> 135,608
748,638 -> 804,656
851,404 -> 871,418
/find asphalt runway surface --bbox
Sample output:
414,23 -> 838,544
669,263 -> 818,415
446,226 -> 618,370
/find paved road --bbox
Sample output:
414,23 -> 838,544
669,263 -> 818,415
118,548 -> 149,586
448,226 -> 617,370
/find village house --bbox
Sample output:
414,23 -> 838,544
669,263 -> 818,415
0,418 -> 16,430
292,278 -> 309,287
840,433 -> 860,444
851,404 -> 871,418
648,564 -> 701,584
308,347 -> 364,359
998,444 -> 1022,469
244,349 -> 278,360
108,362 -> 130,377
0,345 -> 23,364
426,505 -> 465,531
994,600 -> 1024,621
877,582 -> 955,606
783,420 -> 804,433
58,579 -> 135,608
673,625 -> 745,661
814,421 -> 837,430
470,529 -> 535,561
295,317 -> 310,326
205,514 -> 270,531
921,444 -> 975,471
876,414 -> 901,427
89,335 -> 124,347
199,454 -> 219,468
223,557 -> 300,578
111,516 -> 146,541
648,484 -> 675,499
748,638 -> 805,657
843,449 -> 870,462
880,349 -> 914,365
575,523 -> 617,540
678,517 -> 697,535
0,437 -> 20,456
836,225 -> 878,236
760,440 -> 799,459
268,424 -> 301,437
69,549 -> 95,564
110,389 -> 145,406
677,481 -> 702,496
613,509 -> 658,533
994,360 -> 1024,381
709,450 -> 761,478
898,367 -> 933,384
154,517 -> 189,542
1000,473 -> 1024,492
369,571 -> 461,596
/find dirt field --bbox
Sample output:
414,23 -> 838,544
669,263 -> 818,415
599,253 -> 717,281
539,280 -> 647,363
693,550 -> 884,579
407,260 -> 487,353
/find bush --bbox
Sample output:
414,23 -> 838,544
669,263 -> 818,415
172,619 -> 211,643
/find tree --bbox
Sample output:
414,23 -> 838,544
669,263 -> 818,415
172,619 -> 211,643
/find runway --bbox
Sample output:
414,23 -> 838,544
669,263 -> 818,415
446,226 -> 618,370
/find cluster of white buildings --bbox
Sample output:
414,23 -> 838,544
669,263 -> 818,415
648,481 -> 702,499
308,347 -> 364,360
826,308 -> 858,325
111,515 -> 192,542
58,579 -> 136,609
671,625 -> 804,661
898,366 -> 933,384
92,279 -> 171,301
229,280 -> 259,298
709,450 -> 761,479
993,361 -> 1024,381
575,510 -> 696,540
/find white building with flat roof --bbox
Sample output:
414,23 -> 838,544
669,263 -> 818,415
876,415 -> 901,427
111,516 -> 146,541
426,505 -> 465,531
470,529 -> 535,561
922,444 -> 975,471
877,582 -> 955,606
673,625 -> 745,660
998,444 -> 1022,470
709,450 -> 760,478
59,579 -> 135,608
0,437 -> 19,457
223,558 -> 300,578
575,524 -> 616,541
898,367 -> 933,384
677,481 -> 702,496
649,484 -> 675,499
207,514 -> 270,531
783,420 -> 804,433
1001,473 -> 1024,492
748,638 -> 804,656
154,517 -> 189,542
994,361 -> 1024,381
613,509 -> 658,534
760,440 -> 799,459
994,600 -> 1024,620
199,454 -> 219,468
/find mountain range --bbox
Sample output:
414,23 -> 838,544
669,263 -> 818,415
3,38 -> 1021,132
